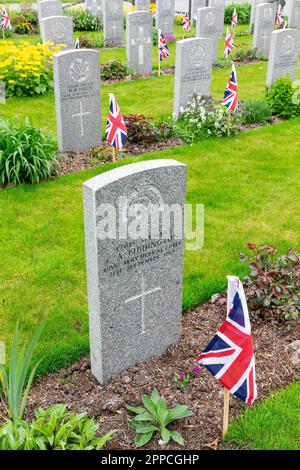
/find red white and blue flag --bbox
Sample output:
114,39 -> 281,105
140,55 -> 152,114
197,276 -> 257,405
231,7 -> 238,29
183,12 -> 191,33
1,7 -> 12,30
276,5 -> 284,28
224,27 -> 234,58
75,38 -> 80,49
222,64 -> 238,112
159,32 -> 170,61
105,94 -> 127,150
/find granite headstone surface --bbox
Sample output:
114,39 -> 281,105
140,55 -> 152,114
253,3 -> 276,56
83,159 -> 187,384
208,0 -> 225,37
250,0 -> 272,30
135,0 -> 150,11
156,0 -> 175,34
53,49 -> 101,152
266,28 -> 300,85
38,0 -> 63,38
288,0 -> 300,28
86,0 -> 103,19
41,15 -> 74,48
102,0 -> 123,46
173,37 -> 213,118
191,0 -> 206,24
196,7 -> 219,63
126,11 -> 153,74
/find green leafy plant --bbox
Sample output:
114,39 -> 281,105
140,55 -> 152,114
124,114 -> 167,145
224,2 -> 251,25
266,76 -> 300,119
77,33 -> 104,48
126,388 -> 193,447
242,100 -> 272,125
11,4 -> 39,35
0,119 -> 57,186
174,96 -> 240,143
0,322 -> 44,421
234,47 -> 267,63
65,6 -> 102,31
241,244 -> 300,325
101,60 -> 132,81
0,404 -> 116,450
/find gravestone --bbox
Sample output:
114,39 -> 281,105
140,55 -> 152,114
41,16 -> 74,48
126,11 -> 153,74
196,7 -> 220,63
288,0 -> 300,28
102,0 -> 123,46
156,0 -> 175,34
38,0 -> 63,38
83,159 -> 187,384
86,0 -> 103,19
173,37 -> 213,118
135,0 -> 150,11
53,49 -> 101,152
250,0 -> 272,30
253,3 -> 277,56
267,28 -> 300,85
0,81 -> 5,104
208,0 -> 225,37
191,0 -> 206,24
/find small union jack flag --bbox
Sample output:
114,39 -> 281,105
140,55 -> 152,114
224,27 -> 234,59
183,12 -> 191,33
197,276 -> 257,405
1,7 -> 12,30
276,5 -> 284,28
231,7 -> 238,29
222,64 -> 238,112
106,94 -> 127,150
159,32 -> 170,61
75,38 -> 80,49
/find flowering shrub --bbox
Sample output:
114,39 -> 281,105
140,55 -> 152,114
0,41 -> 63,97
150,3 -> 156,13
11,4 -> 39,35
65,6 -> 102,31
174,96 -> 240,143
176,15 -> 184,25
241,244 -> 300,325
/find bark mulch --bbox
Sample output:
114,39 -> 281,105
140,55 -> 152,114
4,300 -> 298,450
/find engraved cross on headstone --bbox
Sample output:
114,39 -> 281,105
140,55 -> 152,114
131,26 -> 151,65
125,272 -> 161,334
72,101 -> 91,137
262,31 -> 270,48
112,21 -> 119,37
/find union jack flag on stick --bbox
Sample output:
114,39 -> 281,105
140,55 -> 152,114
183,12 -> 191,34
224,27 -> 234,60
105,94 -> 127,162
1,7 -> 12,37
276,5 -> 284,28
197,276 -> 257,436
231,7 -> 238,30
222,63 -> 238,113
158,30 -> 170,76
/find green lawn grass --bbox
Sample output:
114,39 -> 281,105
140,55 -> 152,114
226,381 -> 300,450
0,119 -> 300,375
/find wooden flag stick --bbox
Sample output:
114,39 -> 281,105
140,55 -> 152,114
222,388 -> 230,437
227,109 -> 232,137
158,29 -> 161,77
112,146 -> 116,163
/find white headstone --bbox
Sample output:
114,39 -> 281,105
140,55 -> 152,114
191,0 -> 206,24
103,0 -> 123,46
156,0 -> 175,34
83,159 -> 187,384
53,49 -> 101,152
267,28 -> 300,86
126,11 -> 153,74
288,0 -> 300,29
253,3 -> 277,56
135,0 -> 150,11
41,16 -> 74,48
86,0 -> 103,19
196,7 -> 220,63
208,0 -> 225,37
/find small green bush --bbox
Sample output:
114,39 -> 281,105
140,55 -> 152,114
0,404 -> 116,450
0,119 -> 57,186
101,60 -> 132,81
234,48 -> 267,63
266,76 -> 300,119
174,97 -> 240,143
65,6 -> 102,31
77,33 -> 104,48
11,4 -> 39,35
242,100 -> 272,125
224,2 -> 251,25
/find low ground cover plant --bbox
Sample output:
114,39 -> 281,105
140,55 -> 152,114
0,405 -> 115,450
241,244 -> 300,325
0,41 -> 63,97
242,100 -> 272,125
266,76 -> 300,119
0,119 -> 57,186
101,60 -> 132,81
234,48 -> 267,63
124,114 -> 173,145
126,388 -> 193,447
